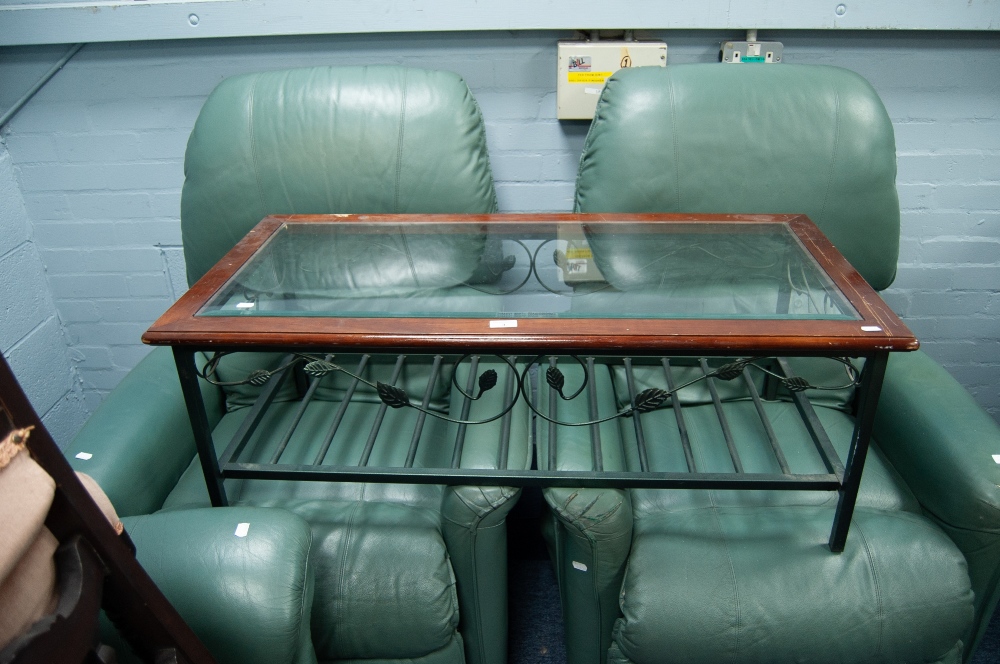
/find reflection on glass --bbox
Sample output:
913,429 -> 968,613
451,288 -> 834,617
199,221 -> 858,320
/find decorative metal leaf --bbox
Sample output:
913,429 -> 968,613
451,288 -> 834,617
714,360 -> 749,381
304,360 -> 338,378
782,377 -> 811,392
633,388 -> 670,413
247,369 -> 272,386
478,369 -> 498,396
546,366 -> 565,393
377,382 -> 410,408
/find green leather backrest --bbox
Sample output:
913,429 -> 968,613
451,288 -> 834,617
180,66 -> 498,286
575,64 -> 900,290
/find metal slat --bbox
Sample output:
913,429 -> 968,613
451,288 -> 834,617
404,355 -> 443,468
661,358 -> 697,473
269,353 -> 331,464
699,358 -> 743,473
496,357 -> 517,470
775,357 -> 845,480
586,357 -> 603,472
358,355 -> 406,467
741,368 -> 791,475
450,356 -> 481,469
547,356 -> 558,471
313,355 -> 370,465
219,353 -> 297,467
223,461 -> 842,490
763,358 -> 782,401
623,358 -> 650,472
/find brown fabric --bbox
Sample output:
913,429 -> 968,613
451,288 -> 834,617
0,529 -> 58,651
0,428 -> 59,652
0,430 -> 55,580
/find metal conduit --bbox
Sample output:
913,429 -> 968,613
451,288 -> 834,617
0,43 -> 84,129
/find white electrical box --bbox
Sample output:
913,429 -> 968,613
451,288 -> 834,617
557,41 -> 666,120
721,41 -> 783,64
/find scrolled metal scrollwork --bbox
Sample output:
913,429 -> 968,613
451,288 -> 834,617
195,351 -> 862,427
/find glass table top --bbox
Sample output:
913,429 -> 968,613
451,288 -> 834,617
198,219 -> 859,321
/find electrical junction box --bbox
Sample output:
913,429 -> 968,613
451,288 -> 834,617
721,41 -> 783,63
557,41 -> 666,120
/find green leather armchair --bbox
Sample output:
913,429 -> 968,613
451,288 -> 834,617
540,64 -> 1000,664
67,66 -> 530,664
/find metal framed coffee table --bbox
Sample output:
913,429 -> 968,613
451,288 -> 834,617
144,213 -> 918,551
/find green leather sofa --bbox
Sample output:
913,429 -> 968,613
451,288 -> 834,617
67,66 -> 530,664
540,64 -> 1000,664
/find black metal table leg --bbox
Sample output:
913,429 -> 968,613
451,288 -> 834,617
828,351 -> 889,552
172,348 -> 228,507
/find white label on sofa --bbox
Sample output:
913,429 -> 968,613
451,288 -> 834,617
75,452 -> 93,460
992,455 -> 1000,464
489,320 -> 517,328
235,523 -> 250,537
572,561 -> 588,572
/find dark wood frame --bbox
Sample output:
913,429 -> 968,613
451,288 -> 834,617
144,213 -> 917,355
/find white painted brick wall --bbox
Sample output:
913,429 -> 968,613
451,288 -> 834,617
0,147 -> 89,446
0,29 -> 997,425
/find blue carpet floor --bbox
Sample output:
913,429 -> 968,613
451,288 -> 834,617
508,558 -> 566,664
507,488 -> 566,664
973,608 -> 1000,664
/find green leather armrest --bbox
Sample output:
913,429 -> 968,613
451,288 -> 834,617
537,362 -> 633,664
441,358 -> 531,664
66,347 -> 224,517
874,350 -> 1000,658
874,350 -> 1000,533
105,507 -> 316,664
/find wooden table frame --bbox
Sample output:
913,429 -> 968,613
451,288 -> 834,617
146,213 -> 918,552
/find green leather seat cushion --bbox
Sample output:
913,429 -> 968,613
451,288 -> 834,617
160,374 -> 528,661
612,506 -> 973,664
624,401 -> 919,515
286,500 -> 458,661
604,359 -> 917,515
608,369 -> 974,664
159,405 -> 461,661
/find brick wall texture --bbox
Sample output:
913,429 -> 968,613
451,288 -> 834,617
0,148 -> 89,445
0,30 -> 997,441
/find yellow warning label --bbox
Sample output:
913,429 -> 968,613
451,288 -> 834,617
565,247 -> 593,259
567,71 -> 613,84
